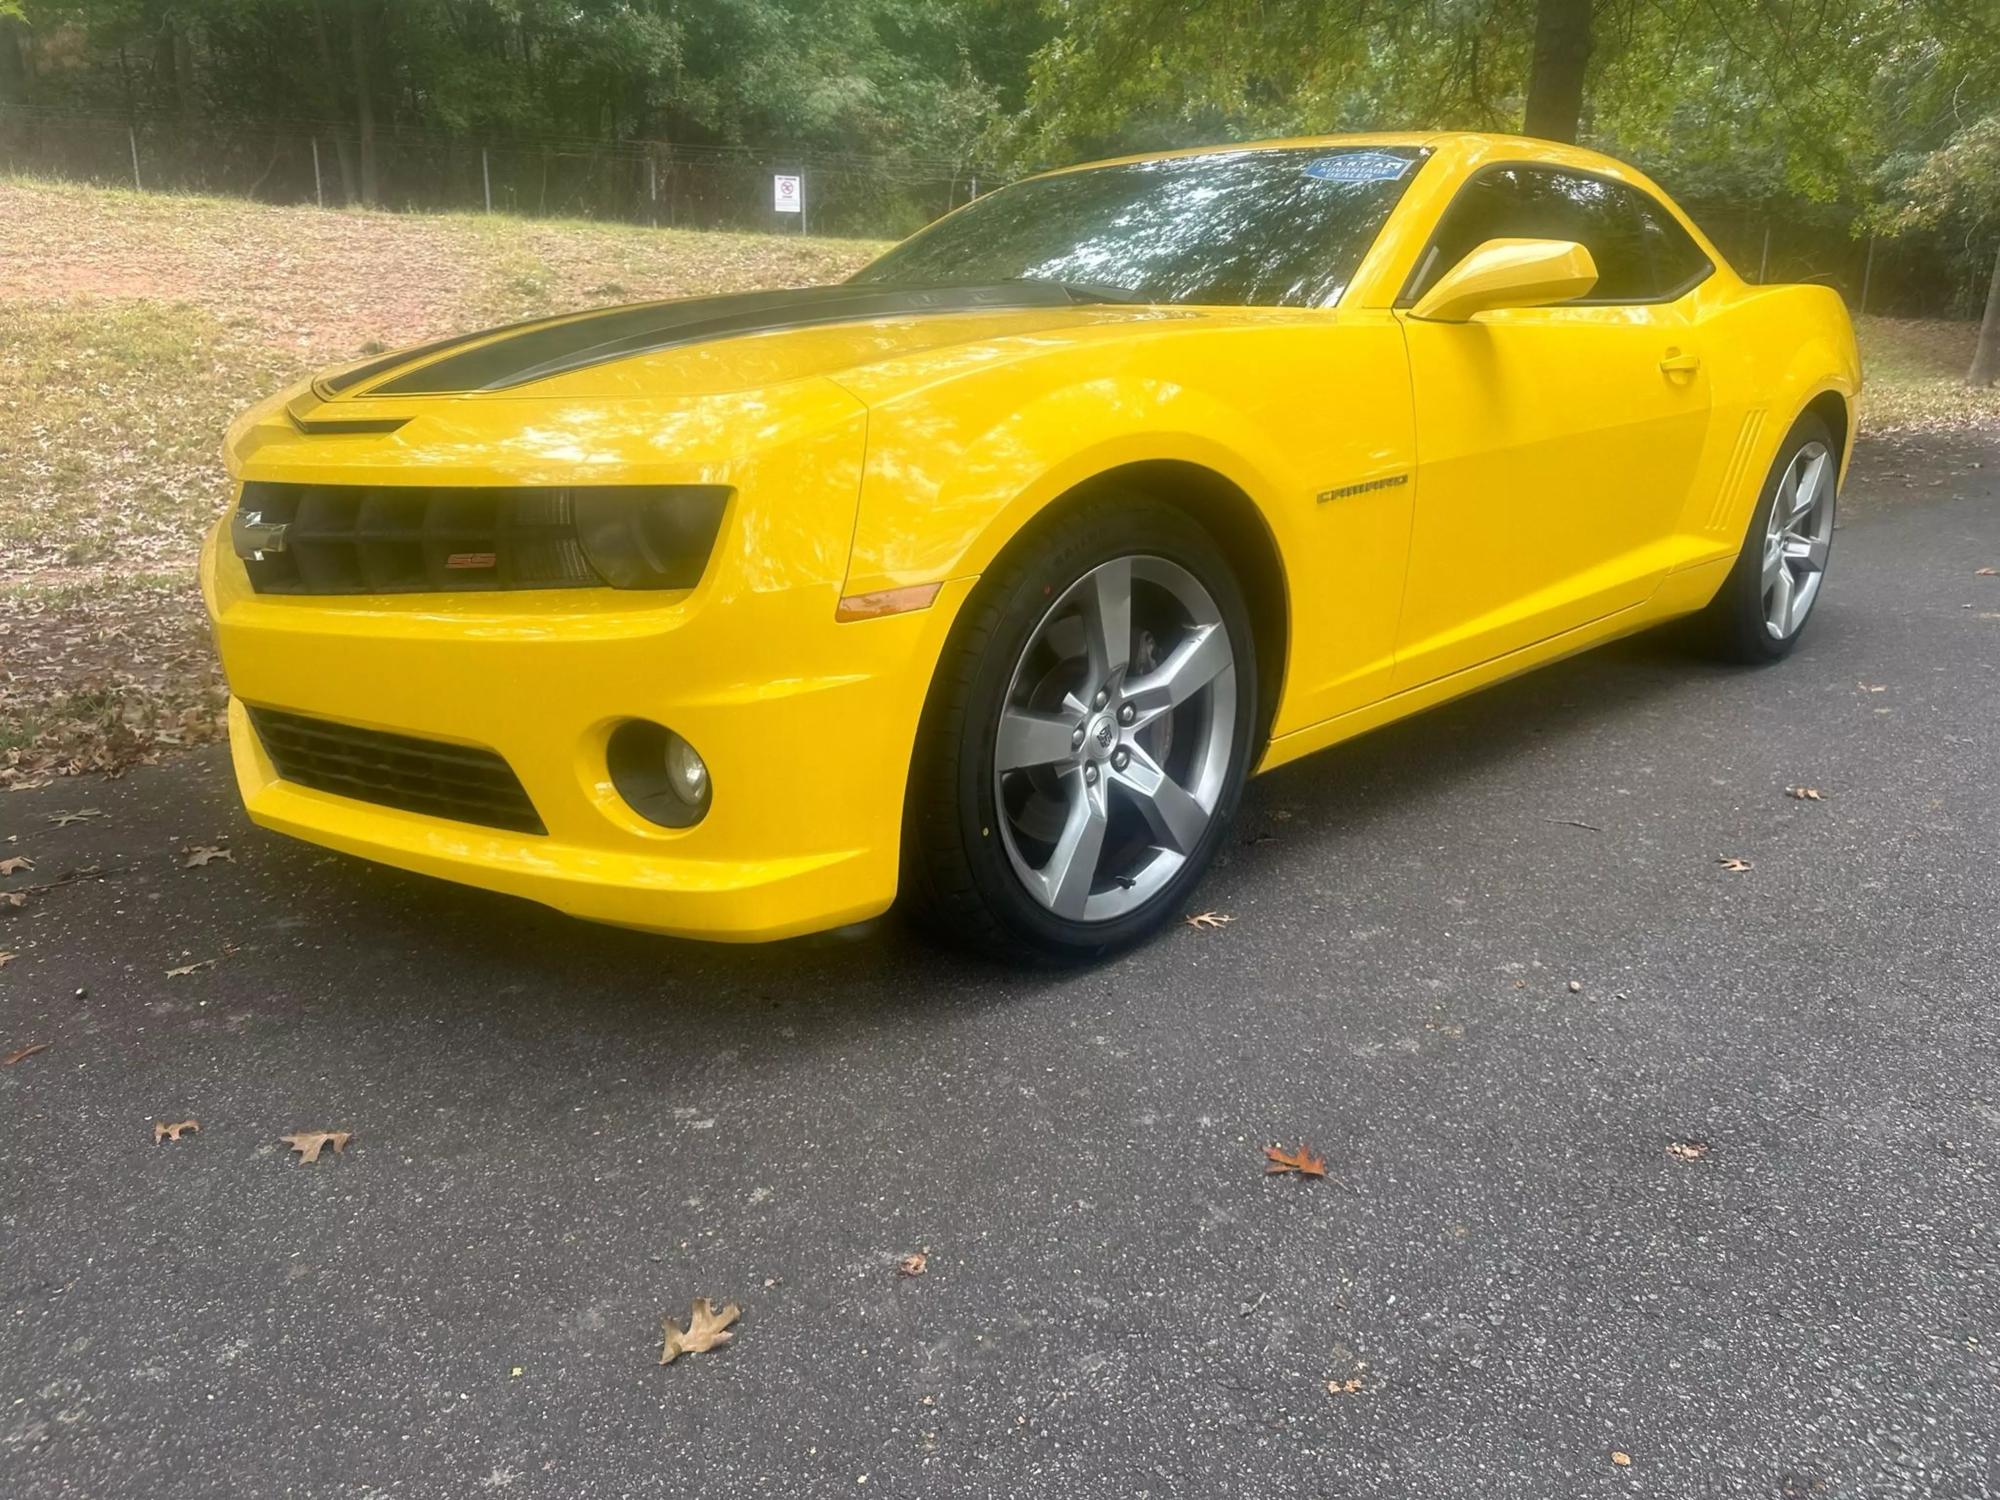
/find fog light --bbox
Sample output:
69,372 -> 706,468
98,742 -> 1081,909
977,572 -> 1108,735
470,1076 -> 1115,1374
607,720 -> 711,828
665,735 -> 708,806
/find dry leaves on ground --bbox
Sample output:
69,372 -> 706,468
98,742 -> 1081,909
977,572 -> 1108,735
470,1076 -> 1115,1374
1185,911 -> 1234,931
153,1119 -> 199,1143
1787,786 -> 1825,800
1612,1451 -> 1633,1466
1667,1140 -> 1709,1161
897,1253 -> 928,1278
46,810 -> 106,827
4,1042 -> 49,1065
2,891 -> 25,909
1977,567 -> 1997,576
281,1130 -> 351,1163
0,951 -> 16,967
1327,1375 -> 1365,1396
1264,1142 -> 1328,1178
660,1298 -> 740,1364
1718,857 -> 1754,872
0,857 -> 33,875
182,845 -> 233,868
165,958 -> 217,977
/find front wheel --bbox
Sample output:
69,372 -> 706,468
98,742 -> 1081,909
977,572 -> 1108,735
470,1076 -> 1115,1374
902,499 -> 1256,962
1697,412 -> 1838,662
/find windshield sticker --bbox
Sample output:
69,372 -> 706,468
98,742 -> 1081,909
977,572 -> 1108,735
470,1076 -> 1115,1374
1303,152 -> 1412,185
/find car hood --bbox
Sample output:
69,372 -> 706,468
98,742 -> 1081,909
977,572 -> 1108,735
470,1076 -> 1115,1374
306,283 -> 1193,405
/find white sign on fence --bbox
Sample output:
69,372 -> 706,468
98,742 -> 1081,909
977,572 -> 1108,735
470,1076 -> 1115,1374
773,174 -> 802,213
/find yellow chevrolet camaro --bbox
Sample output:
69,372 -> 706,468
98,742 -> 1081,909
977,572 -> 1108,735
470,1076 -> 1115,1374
203,131 -> 1859,959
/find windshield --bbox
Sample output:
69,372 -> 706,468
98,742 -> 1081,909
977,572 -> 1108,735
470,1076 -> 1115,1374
853,145 -> 1427,309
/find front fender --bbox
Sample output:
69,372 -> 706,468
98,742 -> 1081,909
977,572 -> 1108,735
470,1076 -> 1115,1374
840,371 -> 1300,598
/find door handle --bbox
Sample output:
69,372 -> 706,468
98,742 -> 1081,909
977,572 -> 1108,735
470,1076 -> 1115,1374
1659,349 -> 1702,377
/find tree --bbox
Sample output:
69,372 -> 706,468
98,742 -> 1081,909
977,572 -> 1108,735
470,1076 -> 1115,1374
1522,0 -> 1592,143
1890,114 -> 2000,384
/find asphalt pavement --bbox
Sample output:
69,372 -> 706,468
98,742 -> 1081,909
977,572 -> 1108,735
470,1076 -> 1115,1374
4,433 -> 1998,1499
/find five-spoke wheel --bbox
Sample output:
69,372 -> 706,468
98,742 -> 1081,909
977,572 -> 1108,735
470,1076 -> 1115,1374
1761,439 -> 1834,640
993,555 -> 1236,923
1701,410 -> 1839,663
902,498 -> 1255,961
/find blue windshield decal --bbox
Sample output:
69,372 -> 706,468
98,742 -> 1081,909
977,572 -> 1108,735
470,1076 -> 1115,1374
1303,152 -> 1412,185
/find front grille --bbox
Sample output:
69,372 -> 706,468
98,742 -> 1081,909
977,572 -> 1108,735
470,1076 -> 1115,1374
234,481 -> 595,595
248,707 -> 546,835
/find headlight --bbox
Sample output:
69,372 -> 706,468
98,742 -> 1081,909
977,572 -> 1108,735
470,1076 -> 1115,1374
572,485 -> 730,590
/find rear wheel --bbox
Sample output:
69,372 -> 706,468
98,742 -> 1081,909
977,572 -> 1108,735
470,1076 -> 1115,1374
902,499 -> 1256,962
1698,412 -> 1837,662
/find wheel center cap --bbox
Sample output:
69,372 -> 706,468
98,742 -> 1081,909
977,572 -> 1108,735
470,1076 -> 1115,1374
1083,712 -> 1119,762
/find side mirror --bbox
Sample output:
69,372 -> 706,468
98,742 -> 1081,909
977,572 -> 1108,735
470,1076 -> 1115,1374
1410,238 -> 1599,323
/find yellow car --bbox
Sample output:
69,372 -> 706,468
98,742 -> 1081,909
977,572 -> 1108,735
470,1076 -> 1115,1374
202,131 -> 1859,960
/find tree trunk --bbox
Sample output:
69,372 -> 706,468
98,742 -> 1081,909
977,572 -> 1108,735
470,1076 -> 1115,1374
308,0 -> 358,204
0,19 -> 30,108
1971,239 -> 2000,388
348,0 -> 378,206
170,25 -> 198,123
1522,0 -> 1593,144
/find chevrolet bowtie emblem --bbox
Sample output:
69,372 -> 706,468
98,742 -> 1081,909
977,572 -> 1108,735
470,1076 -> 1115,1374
230,509 -> 290,559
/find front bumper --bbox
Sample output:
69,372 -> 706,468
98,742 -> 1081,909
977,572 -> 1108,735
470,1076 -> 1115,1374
201,517 -> 971,945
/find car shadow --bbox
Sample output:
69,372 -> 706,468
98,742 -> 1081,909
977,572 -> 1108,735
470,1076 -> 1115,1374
294,623 -> 1751,1018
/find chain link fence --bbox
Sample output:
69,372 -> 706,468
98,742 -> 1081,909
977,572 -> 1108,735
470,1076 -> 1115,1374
0,107 -> 1001,240
3,106 -> 1985,318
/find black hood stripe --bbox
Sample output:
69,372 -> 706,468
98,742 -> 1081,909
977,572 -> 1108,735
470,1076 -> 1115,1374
364,282 -> 1118,396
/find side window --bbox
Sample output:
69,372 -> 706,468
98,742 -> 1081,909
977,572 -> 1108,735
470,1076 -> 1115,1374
1402,164 -> 1712,306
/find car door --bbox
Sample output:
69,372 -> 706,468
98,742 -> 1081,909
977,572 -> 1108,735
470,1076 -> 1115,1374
1391,163 -> 1716,689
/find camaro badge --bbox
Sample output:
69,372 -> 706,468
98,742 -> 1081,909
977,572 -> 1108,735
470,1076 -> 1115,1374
1316,473 -> 1409,504
229,509 -> 289,559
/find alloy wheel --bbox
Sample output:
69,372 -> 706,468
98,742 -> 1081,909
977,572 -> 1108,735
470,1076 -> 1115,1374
1762,440 -> 1834,640
992,555 -> 1237,922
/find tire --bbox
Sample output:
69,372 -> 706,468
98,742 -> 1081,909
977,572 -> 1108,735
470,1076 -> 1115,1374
1696,412 -> 1839,662
901,497 -> 1257,962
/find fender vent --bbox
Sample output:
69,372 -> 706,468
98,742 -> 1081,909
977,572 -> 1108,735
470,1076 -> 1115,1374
1708,409 -> 1767,534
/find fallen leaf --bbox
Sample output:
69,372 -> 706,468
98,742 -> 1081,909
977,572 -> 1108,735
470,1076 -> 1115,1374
181,846 -> 234,869
1612,1451 -> 1632,1466
1185,911 -> 1234,931
4,1043 -> 49,1066
1857,683 -> 1886,693
1,892 -> 23,909
281,1130 -> 352,1163
1786,786 -> 1824,801
1667,1140 -> 1708,1161
0,857 -> 33,875
46,810 -> 106,827
165,959 -> 217,977
153,1119 -> 199,1143
1977,567 -> 1997,576
510,1366 -> 524,1378
660,1297 -> 740,1364
0,951 -> 16,968
1264,1142 -> 1328,1178
896,1253 -> 928,1278
1326,1376 -> 1364,1395
1717,857 -> 1753,873
1567,979 -> 1583,993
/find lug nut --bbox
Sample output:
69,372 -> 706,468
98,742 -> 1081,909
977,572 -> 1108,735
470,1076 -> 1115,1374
1112,749 -> 1129,771
1093,690 -> 1108,709
1117,704 -> 1136,725
1084,763 -> 1099,785
1072,726 -> 1086,749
